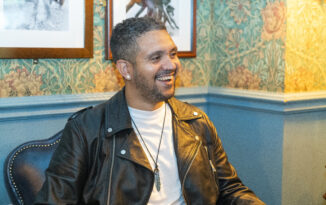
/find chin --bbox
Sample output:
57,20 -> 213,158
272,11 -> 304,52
153,82 -> 176,102
154,89 -> 174,102
163,88 -> 175,100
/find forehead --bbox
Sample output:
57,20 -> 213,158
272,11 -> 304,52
136,30 -> 177,55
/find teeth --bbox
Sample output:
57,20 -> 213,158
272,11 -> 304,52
157,76 -> 173,81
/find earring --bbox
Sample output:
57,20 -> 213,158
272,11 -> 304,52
126,75 -> 130,80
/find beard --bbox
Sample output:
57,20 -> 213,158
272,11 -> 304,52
133,69 -> 176,103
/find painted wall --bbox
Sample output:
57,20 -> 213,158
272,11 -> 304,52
207,93 -> 284,205
283,112 -> 326,205
207,89 -> 326,205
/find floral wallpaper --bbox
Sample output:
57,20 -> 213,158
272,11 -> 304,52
207,0 -> 286,92
0,0 -> 325,98
285,0 -> 326,92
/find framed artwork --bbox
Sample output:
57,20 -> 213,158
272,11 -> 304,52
105,0 -> 196,59
0,0 -> 93,59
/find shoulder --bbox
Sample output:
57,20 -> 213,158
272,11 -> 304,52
68,89 -> 125,124
68,101 -> 108,124
169,97 -> 219,145
65,89 -> 126,138
168,97 -> 217,133
62,101 -> 107,143
168,97 -> 207,119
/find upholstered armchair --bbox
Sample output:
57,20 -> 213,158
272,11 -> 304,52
4,131 -> 62,205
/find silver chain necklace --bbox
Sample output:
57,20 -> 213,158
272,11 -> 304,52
130,103 -> 167,192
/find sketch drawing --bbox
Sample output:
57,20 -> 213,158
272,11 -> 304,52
3,0 -> 69,31
126,0 -> 179,30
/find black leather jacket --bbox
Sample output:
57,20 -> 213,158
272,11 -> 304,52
35,89 -> 265,205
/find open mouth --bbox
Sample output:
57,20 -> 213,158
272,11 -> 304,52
156,71 -> 176,82
156,75 -> 173,81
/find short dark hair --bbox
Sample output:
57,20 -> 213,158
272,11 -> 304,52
110,17 -> 166,63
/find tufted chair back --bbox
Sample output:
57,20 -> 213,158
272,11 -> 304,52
4,131 -> 62,205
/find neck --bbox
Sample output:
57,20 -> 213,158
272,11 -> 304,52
125,88 -> 165,111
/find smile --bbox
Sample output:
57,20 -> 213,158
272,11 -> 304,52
156,75 -> 173,81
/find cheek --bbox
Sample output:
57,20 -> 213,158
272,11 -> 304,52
140,65 -> 159,79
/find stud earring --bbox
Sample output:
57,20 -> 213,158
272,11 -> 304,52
126,75 -> 130,80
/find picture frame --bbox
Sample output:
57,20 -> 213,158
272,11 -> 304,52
105,0 -> 196,60
0,0 -> 93,59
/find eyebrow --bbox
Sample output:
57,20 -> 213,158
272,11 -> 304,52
147,50 -> 164,60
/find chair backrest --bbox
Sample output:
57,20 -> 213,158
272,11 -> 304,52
4,131 -> 62,205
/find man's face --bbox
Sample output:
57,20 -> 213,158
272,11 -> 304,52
130,29 -> 181,104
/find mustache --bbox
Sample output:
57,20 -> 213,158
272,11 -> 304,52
155,70 -> 176,78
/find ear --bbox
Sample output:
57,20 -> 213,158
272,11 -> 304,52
116,60 -> 132,80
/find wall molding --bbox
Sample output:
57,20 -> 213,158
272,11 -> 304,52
207,87 -> 326,114
0,93 -> 116,121
1,87 -> 326,121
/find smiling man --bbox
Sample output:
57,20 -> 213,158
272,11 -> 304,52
35,17 -> 265,205
116,28 -> 179,110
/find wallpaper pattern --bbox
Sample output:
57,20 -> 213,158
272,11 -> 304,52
0,0 -> 325,98
208,0 -> 286,92
285,0 -> 326,92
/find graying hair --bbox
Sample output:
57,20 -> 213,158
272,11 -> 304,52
110,17 -> 166,64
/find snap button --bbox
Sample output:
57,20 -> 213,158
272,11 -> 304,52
195,136 -> 200,141
107,128 -> 113,133
193,112 -> 198,116
120,150 -> 126,155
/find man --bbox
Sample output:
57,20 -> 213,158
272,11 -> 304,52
35,17 -> 265,204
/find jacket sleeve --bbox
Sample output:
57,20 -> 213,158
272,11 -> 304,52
34,120 -> 88,204
203,114 -> 265,205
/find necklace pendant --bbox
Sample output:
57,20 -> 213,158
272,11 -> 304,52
154,168 -> 161,192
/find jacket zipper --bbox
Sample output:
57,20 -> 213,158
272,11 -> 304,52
181,140 -> 202,204
204,146 -> 216,173
106,135 -> 116,205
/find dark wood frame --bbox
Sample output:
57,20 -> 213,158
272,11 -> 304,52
0,0 -> 93,59
105,0 -> 196,60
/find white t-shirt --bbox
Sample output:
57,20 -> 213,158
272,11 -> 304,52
128,103 -> 186,205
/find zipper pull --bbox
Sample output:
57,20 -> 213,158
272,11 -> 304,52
209,160 -> 216,173
204,145 -> 216,173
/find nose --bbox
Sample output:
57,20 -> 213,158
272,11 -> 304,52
162,55 -> 178,71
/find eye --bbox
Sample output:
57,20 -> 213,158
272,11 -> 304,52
170,51 -> 177,59
151,55 -> 161,63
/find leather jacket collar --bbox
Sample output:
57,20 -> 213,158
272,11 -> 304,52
105,88 -> 202,139
103,88 -> 205,182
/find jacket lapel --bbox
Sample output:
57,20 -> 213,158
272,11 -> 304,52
172,118 -> 201,179
104,89 -> 152,171
116,131 -> 152,171
168,98 -> 203,179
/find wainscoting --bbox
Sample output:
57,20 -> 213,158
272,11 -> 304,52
1,87 -> 326,205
